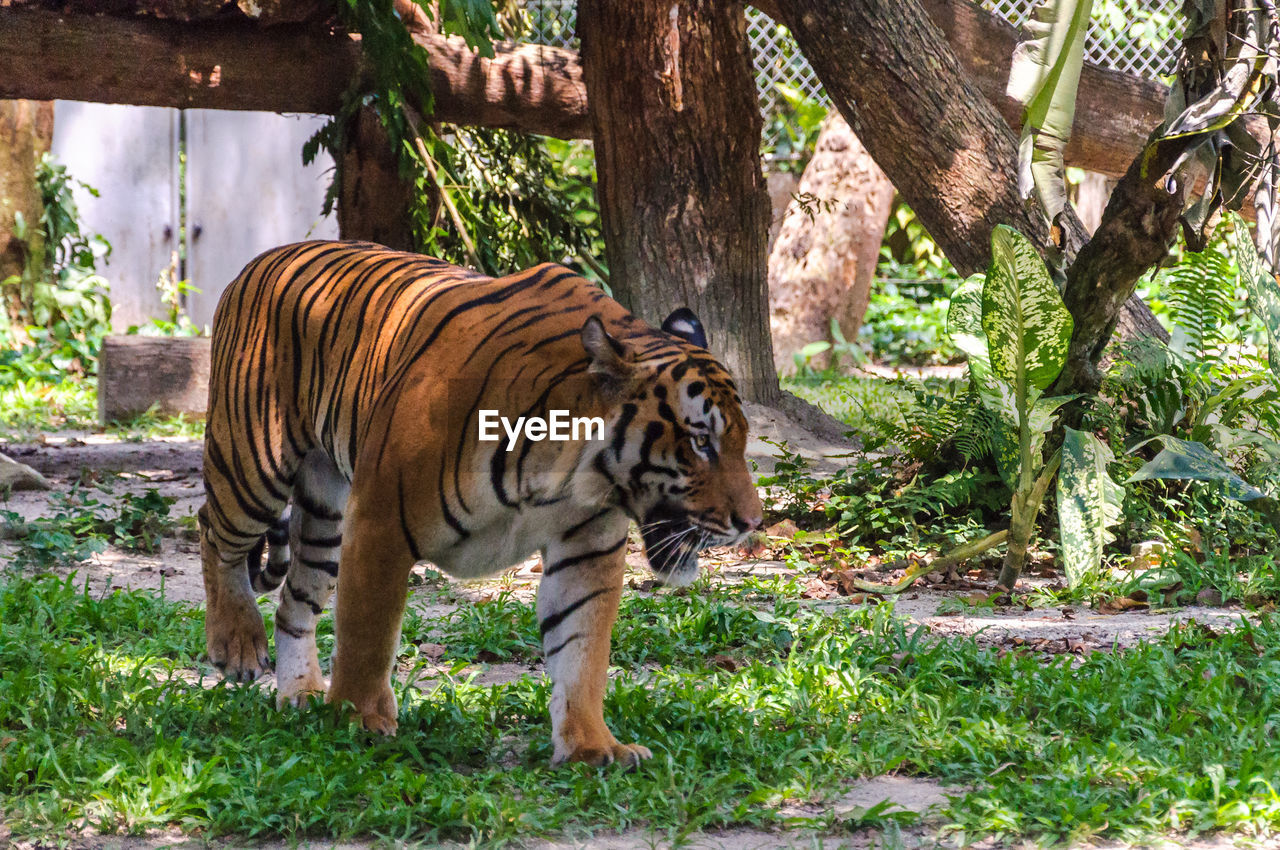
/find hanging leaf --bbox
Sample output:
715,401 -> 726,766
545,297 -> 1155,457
1147,0 -> 1280,247
1006,0 -> 1094,224
982,225 -> 1074,394
1127,435 -> 1266,501
1057,427 -> 1124,588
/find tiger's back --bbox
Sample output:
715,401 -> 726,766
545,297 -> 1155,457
200,240 -> 761,767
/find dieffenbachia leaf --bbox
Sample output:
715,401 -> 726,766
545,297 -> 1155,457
1227,211 -> 1280,380
983,225 -> 1074,394
1057,427 -> 1124,588
1027,392 -> 1079,466
949,274 -> 1017,423
1006,0 -> 1094,224
1127,435 -> 1266,501
949,274 -> 1020,485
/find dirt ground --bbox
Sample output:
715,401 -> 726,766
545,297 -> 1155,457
0,418 -> 1262,849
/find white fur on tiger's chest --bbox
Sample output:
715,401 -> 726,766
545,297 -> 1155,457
420,498 -> 602,579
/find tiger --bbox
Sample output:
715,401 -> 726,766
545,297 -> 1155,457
199,240 -> 763,768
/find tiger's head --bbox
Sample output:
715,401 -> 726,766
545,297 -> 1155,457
581,309 -> 763,586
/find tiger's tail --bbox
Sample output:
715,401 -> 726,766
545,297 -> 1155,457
247,508 -> 292,594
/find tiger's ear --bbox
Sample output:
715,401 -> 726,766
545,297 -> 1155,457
661,308 -> 708,349
581,316 -> 636,400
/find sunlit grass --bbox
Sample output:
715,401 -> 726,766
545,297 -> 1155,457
3,574 -> 1280,845
0,378 -> 203,442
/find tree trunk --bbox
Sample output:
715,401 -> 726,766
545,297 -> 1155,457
337,106 -> 418,251
780,0 -> 1166,383
769,113 -> 894,373
578,0 -> 778,404
0,99 -> 53,324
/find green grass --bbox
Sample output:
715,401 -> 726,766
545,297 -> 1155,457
0,377 -> 203,442
4,574 -> 1280,846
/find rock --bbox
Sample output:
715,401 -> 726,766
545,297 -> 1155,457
1196,587 -> 1225,607
0,453 -> 50,491
1136,540 -> 1167,560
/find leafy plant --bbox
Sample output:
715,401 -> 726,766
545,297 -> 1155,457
948,225 -> 1121,590
3,484 -> 176,571
304,2 -> 603,280
1,153 -> 112,383
1007,0 -> 1094,226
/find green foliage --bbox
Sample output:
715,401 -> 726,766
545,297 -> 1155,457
761,83 -> 828,173
3,484 -> 176,571
858,203 -> 962,366
305,1 -> 603,280
1057,426 -> 1124,587
416,129 -> 606,279
1,154 -> 112,384
948,225 -> 1121,588
1159,244 -> 1240,358
858,277 -> 960,366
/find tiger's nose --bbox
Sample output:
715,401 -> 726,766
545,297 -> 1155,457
731,513 -> 763,533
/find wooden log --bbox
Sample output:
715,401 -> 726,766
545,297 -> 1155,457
0,6 -> 590,139
97,335 -> 211,424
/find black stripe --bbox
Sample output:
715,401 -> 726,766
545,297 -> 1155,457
542,537 -> 627,578
398,474 -> 424,561
539,587 -> 609,637
300,557 -> 340,577
275,615 -> 308,640
301,534 -> 343,549
563,508 -> 612,539
612,404 -> 637,459
544,632 -> 580,658
295,490 -> 343,522
286,578 -> 323,615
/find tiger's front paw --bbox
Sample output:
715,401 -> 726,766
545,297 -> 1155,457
328,683 -> 399,735
275,671 -> 327,709
552,740 -> 653,770
205,600 -> 270,682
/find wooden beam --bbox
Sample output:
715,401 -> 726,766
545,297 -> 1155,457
0,6 -> 589,138
0,1 -> 1163,173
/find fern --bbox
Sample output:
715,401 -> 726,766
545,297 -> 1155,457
859,378 -> 997,465
1158,245 -> 1239,357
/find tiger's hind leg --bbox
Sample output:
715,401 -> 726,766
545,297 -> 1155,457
200,503 -> 279,682
275,451 -> 350,708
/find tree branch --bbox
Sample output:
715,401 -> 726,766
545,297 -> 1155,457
0,5 -> 589,138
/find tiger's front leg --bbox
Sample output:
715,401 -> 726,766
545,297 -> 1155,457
538,511 -> 651,768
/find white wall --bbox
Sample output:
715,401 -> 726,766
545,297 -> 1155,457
51,105 -> 339,332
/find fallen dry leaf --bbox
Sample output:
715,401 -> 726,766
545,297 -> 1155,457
417,642 -> 446,660
1098,595 -> 1149,614
801,577 -> 834,600
709,653 -> 739,672
765,519 -> 799,540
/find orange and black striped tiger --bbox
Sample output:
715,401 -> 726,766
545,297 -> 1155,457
199,240 -> 762,767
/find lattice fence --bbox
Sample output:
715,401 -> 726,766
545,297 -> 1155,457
522,0 -> 1184,148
